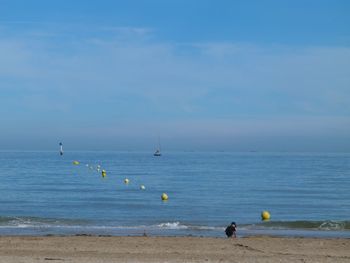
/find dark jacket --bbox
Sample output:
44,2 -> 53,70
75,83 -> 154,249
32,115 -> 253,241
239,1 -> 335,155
225,224 -> 236,237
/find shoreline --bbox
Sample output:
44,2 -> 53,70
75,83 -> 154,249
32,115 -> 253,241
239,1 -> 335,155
1,227 -> 350,239
0,235 -> 349,262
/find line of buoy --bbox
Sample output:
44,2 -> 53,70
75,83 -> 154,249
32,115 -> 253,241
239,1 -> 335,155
69,157 -> 168,202
70,158 -> 273,222
68,151 -> 272,221
70,157 -> 271,220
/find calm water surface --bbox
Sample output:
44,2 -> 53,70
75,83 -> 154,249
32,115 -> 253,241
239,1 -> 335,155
0,151 -> 349,237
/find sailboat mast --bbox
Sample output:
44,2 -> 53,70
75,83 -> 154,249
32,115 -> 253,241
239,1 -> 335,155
158,136 -> 161,152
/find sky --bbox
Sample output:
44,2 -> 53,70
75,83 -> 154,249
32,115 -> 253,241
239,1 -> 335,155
0,0 -> 349,151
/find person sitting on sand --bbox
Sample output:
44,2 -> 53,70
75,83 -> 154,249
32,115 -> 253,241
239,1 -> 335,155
225,222 -> 237,238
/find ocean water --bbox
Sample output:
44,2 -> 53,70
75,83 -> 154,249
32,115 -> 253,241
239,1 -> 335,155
0,151 -> 349,238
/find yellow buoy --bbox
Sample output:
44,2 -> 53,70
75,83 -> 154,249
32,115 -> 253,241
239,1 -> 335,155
161,193 -> 168,201
261,210 -> 271,221
124,178 -> 129,184
140,185 -> 146,190
73,161 -> 80,165
101,170 -> 106,178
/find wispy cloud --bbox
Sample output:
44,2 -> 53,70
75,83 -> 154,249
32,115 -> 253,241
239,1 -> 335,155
0,24 -> 349,150
100,26 -> 154,36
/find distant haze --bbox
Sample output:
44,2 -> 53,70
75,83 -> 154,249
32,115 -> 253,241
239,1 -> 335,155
0,0 -> 349,152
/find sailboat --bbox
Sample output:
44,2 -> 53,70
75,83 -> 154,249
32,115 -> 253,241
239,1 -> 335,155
154,137 -> 162,156
154,149 -> 161,156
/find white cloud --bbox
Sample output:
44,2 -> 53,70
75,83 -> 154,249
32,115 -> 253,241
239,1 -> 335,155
0,25 -> 349,150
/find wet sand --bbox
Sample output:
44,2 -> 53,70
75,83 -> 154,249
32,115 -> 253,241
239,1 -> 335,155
0,235 -> 349,262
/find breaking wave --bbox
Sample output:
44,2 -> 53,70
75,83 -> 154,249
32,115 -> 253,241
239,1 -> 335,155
0,216 -> 88,228
0,216 -> 349,235
242,220 -> 350,231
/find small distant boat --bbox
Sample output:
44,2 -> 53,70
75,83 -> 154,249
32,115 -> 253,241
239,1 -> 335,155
154,149 -> 161,156
154,137 -> 162,156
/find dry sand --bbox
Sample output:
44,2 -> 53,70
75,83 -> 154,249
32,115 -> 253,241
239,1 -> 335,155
0,235 -> 349,263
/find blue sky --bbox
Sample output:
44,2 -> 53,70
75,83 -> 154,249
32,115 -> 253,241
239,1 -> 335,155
0,0 -> 349,151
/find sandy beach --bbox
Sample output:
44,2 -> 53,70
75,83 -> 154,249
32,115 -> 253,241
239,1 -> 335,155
0,236 -> 349,263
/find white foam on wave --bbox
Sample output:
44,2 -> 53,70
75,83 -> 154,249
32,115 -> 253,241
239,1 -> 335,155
318,221 -> 345,231
0,217 -> 222,233
157,222 -> 188,229
156,222 -> 222,231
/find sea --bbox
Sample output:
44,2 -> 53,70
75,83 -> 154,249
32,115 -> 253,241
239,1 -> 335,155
0,151 -> 349,238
